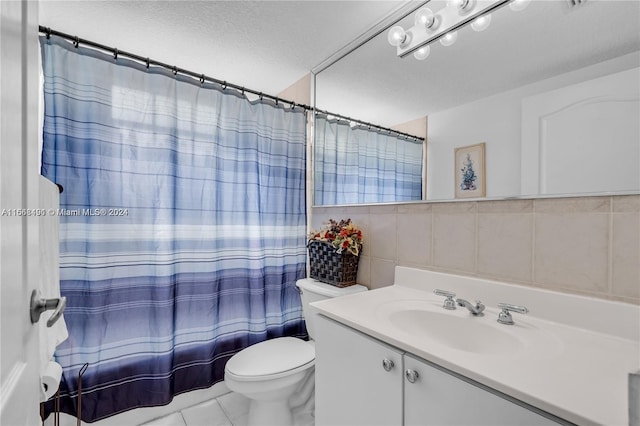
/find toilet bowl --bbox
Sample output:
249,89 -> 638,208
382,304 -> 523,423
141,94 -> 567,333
224,278 -> 367,426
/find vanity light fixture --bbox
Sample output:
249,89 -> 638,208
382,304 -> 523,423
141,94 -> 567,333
439,31 -> 458,46
509,0 -> 531,12
389,0 -> 530,60
413,45 -> 431,60
470,14 -> 492,31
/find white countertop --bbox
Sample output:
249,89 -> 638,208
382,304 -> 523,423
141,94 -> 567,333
311,268 -> 640,426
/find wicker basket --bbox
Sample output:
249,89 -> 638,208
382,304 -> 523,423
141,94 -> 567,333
307,240 -> 361,287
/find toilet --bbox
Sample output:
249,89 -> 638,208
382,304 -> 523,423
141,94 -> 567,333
224,278 -> 368,426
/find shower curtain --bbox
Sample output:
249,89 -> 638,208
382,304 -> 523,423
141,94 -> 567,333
314,114 -> 423,205
40,35 -> 307,422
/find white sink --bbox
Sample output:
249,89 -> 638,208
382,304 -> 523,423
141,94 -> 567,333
388,309 -> 523,355
376,299 -> 563,359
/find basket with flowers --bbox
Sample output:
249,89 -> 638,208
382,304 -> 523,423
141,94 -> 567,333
307,218 -> 363,287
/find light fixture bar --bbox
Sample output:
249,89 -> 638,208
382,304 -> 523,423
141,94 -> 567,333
397,0 -> 511,58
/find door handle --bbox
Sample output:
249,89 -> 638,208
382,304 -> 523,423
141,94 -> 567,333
382,358 -> 395,372
405,369 -> 419,384
30,289 -> 66,327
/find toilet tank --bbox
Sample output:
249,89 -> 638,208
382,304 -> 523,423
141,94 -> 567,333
296,278 -> 368,340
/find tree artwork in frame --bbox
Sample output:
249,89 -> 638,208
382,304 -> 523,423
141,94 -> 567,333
454,143 -> 486,198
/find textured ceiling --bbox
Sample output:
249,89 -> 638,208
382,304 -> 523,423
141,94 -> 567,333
39,1 -> 640,128
316,0 -> 640,126
38,0 -> 408,96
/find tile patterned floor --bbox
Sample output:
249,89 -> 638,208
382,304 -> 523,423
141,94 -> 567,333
141,392 -> 314,426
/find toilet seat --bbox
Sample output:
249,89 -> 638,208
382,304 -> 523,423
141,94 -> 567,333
225,337 -> 315,381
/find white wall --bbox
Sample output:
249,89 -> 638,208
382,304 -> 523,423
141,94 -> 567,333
426,51 -> 640,200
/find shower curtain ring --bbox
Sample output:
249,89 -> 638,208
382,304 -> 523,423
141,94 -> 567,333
73,36 -> 79,48
200,74 -> 205,85
113,48 -> 118,60
145,58 -> 150,69
222,81 -> 227,90
45,27 -> 51,39
172,66 -> 177,76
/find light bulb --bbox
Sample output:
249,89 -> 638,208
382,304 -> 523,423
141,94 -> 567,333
387,26 -> 407,47
439,31 -> 458,47
413,45 -> 431,61
414,7 -> 437,29
447,0 -> 473,13
470,14 -> 492,32
509,0 -> 531,11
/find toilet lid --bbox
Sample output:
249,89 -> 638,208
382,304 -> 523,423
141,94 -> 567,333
225,337 -> 315,378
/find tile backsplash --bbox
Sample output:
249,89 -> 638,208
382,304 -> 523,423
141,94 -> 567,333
311,195 -> 640,305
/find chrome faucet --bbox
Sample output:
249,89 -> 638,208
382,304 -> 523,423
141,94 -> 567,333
497,302 -> 528,325
456,298 -> 485,316
433,289 -> 456,310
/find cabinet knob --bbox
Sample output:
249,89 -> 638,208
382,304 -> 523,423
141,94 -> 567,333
382,358 -> 395,372
405,369 -> 419,383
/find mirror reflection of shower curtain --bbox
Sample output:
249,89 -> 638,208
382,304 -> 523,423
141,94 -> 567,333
39,35 -> 307,422
314,115 -> 423,205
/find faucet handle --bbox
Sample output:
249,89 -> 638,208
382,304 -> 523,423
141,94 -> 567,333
434,289 -> 456,310
497,303 -> 529,325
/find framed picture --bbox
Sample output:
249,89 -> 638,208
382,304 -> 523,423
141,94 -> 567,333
454,143 -> 486,198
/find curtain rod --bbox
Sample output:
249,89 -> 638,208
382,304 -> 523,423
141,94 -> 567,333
39,26 -> 424,142
39,26 -> 311,111
314,108 -> 424,142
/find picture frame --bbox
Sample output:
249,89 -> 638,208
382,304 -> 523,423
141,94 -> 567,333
454,143 -> 486,198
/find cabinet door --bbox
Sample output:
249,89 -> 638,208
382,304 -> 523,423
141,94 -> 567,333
404,354 -> 563,426
315,315 -> 403,426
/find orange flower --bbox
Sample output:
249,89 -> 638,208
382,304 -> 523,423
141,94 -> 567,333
308,218 -> 363,256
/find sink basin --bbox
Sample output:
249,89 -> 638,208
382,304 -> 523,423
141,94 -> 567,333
375,299 -> 563,358
389,309 -> 523,355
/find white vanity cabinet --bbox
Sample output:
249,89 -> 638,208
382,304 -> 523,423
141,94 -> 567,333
316,315 -> 565,426
403,353 -> 561,425
315,313 -> 403,425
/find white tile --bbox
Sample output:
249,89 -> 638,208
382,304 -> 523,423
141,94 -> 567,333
182,399 -> 232,426
433,212 -> 476,273
293,410 -> 314,426
140,412 -> 186,426
612,213 -> 640,299
369,213 -> 397,260
370,258 -> 396,290
230,413 -> 248,426
217,392 -> 250,424
477,213 -> 533,282
396,212 -> 431,265
534,213 -> 609,292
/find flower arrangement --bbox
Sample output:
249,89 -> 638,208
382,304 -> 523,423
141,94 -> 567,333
308,218 -> 363,256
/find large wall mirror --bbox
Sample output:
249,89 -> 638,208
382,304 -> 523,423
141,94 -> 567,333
313,0 -> 640,206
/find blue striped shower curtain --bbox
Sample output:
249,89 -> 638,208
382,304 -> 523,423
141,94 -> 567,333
314,114 -> 423,205
40,35 -> 307,422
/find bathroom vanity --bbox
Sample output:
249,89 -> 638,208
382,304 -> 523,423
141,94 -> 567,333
311,267 -> 639,426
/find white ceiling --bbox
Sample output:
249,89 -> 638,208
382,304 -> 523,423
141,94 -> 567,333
39,1 -> 640,128
316,0 -> 640,126
38,0 -> 409,98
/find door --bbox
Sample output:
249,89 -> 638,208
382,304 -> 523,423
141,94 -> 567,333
404,353 -> 562,425
0,1 -> 42,425
315,315 -> 404,426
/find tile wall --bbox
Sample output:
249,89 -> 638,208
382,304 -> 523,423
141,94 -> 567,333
311,195 -> 639,305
